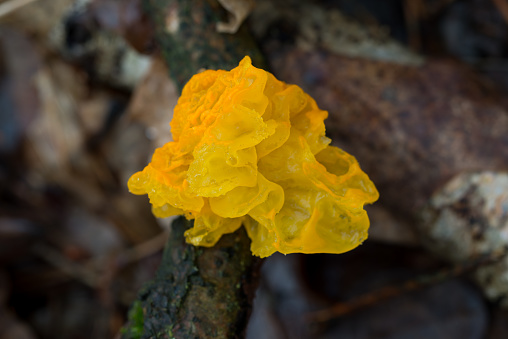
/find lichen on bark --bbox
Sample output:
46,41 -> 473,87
143,0 -> 265,91
122,1 -> 266,336
122,217 -> 259,339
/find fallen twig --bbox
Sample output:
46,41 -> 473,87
306,247 -> 508,323
32,243 -> 100,288
32,229 -> 170,289
88,229 -> 170,270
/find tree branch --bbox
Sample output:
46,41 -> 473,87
122,0 -> 265,337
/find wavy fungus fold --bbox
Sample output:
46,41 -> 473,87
128,56 -> 379,257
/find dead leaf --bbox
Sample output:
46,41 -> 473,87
268,48 -> 508,225
26,60 -> 85,175
107,57 -> 178,185
217,0 -> 254,34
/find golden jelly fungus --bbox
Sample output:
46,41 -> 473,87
128,56 -> 379,257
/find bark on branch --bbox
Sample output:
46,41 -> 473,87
123,0 -> 265,337
143,0 -> 265,91
123,217 -> 259,338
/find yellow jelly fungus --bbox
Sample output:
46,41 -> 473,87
128,56 -> 379,257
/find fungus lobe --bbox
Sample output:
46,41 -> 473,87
128,56 -> 378,257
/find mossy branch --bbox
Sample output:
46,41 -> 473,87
123,0 -> 265,338
123,217 -> 259,339
143,0 -> 265,91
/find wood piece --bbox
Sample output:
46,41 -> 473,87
122,217 -> 259,339
123,0 -> 266,337
143,0 -> 265,91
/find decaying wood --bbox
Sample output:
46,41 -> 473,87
122,0 -> 264,338
258,18 -> 508,303
143,0 -> 265,91
307,246 -> 508,322
123,217 -> 259,339
250,0 -> 508,235
267,50 -> 508,219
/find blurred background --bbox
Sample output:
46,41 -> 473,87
1,0 -> 508,338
